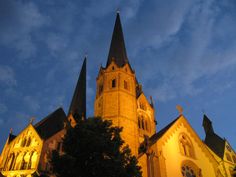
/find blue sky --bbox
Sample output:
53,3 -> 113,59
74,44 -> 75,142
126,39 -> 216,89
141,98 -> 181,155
0,0 -> 236,151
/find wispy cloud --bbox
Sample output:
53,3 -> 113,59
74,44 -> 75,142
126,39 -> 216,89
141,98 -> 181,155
0,1 -> 47,60
130,0 -> 236,101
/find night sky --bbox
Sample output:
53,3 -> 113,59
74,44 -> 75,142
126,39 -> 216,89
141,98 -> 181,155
0,0 -> 236,151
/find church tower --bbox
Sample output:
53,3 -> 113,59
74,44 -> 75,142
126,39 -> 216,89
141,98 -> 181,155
94,12 -> 156,155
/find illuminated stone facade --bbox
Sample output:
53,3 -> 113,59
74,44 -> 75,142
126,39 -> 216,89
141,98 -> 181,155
0,12 -> 236,177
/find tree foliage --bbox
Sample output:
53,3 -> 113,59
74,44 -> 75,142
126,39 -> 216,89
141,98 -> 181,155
50,117 -> 142,177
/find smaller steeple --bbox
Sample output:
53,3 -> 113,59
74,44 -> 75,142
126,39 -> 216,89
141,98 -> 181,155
106,12 -> 129,68
202,114 -> 214,135
68,57 -> 86,120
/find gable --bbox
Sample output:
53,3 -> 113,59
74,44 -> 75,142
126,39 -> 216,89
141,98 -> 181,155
150,115 -> 218,177
1,124 -> 43,176
10,124 -> 42,149
137,93 -> 153,113
153,116 -> 218,166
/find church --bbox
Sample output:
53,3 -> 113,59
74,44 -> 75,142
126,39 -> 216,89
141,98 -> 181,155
0,12 -> 235,177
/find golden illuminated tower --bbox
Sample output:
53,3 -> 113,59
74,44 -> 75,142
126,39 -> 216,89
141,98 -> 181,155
94,12 -> 156,156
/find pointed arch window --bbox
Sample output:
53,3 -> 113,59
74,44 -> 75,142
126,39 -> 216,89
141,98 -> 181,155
138,118 -> 141,129
226,153 -> 232,162
181,160 -> 201,177
179,133 -> 195,158
26,137 -> 31,147
124,80 -> 129,90
141,119 -> 145,130
112,79 -> 116,88
21,137 -> 27,147
98,83 -> 103,95
232,155 -> 236,163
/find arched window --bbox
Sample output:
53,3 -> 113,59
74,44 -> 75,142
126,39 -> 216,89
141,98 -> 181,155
181,160 -> 201,177
145,120 -> 148,131
226,153 -> 232,162
20,152 -> 28,170
26,137 -> 31,147
6,153 -> 15,170
138,118 -> 141,128
141,119 -> 145,130
181,165 -> 197,177
232,155 -> 236,163
21,138 -> 27,147
112,79 -> 116,88
179,133 -> 195,158
98,84 -> 103,95
124,80 -> 129,90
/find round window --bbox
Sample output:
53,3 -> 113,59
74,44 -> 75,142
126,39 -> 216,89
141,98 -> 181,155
181,165 -> 196,177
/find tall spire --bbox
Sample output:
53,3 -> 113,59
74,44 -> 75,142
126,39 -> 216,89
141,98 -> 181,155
202,114 -> 214,135
68,57 -> 86,120
106,12 -> 128,67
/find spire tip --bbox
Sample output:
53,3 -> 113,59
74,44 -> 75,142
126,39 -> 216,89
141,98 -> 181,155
116,8 -> 120,14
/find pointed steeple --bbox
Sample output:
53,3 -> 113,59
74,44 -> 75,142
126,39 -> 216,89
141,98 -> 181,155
202,114 -> 214,135
106,12 -> 129,68
68,57 -> 86,120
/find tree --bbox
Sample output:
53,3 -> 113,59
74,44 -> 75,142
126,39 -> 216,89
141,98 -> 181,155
50,117 -> 142,177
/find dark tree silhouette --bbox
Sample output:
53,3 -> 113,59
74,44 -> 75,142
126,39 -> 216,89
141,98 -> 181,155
50,117 -> 142,177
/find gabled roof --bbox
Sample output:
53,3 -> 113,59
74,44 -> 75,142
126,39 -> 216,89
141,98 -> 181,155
149,116 -> 180,146
203,114 -> 226,158
68,57 -> 86,120
204,132 -> 226,158
106,12 -> 129,68
34,107 -> 67,140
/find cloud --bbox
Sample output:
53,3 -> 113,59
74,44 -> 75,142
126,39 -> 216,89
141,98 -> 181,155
0,1 -> 47,59
131,0 -> 236,101
0,65 -> 16,86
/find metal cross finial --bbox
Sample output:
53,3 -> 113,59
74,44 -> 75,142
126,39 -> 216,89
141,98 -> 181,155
30,117 -> 35,124
176,105 -> 183,115
10,128 -> 13,134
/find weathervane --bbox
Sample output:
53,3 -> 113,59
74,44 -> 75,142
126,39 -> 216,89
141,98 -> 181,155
176,105 -> 183,115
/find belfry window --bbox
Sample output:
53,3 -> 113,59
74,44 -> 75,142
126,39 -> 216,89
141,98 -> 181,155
112,79 -> 116,88
124,80 -> 129,90
179,133 -> 195,158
